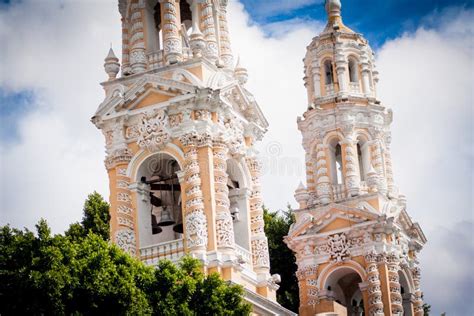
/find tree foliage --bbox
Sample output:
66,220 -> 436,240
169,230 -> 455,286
263,206 -> 299,312
0,193 -> 250,316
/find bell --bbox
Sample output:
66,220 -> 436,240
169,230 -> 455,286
173,221 -> 183,234
158,206 -> 175,226
151,214 -> 162,234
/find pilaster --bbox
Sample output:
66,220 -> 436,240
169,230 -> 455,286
129,0 -> 146,73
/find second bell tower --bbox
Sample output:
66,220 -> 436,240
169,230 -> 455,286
285,1 -> 427,315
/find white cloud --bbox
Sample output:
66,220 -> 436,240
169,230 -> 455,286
0,1 -> 472,314
0,0 -> 121,231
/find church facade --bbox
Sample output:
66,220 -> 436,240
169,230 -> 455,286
92,0 -> 293,315
285,1 -> 426,316
93,1 -> 426,315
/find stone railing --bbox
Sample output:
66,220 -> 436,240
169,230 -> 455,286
349,82 -> 361,93
140,238 -> 185,266
332,184 -> 347,202
325,83 -> 335,96
147,47 -> 194,71
235,244 -> 252,269
359,181 -> 369,195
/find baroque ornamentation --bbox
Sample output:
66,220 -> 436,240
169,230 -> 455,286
328,233 -> 350,262
185,209 -> 208,249
115,229 -> 136,256
137,109 -> 170,152
251,238 -> 270,267
216,212 -> 235,248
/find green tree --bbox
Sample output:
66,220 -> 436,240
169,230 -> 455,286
146,257 -> 250,315
263,206 -> 299,312
0,192 -> 251,316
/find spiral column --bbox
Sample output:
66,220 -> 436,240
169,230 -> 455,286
365,251 -> 385,316
387,253 -> 403,315
181,136 -> 208,253
129,0 -> 146,73
412,266 -> 424,316
160,0 -> 183,64
200,0 -> 219,62
217,1 -> 233,67
213,141 -> 235,251
315,143 -> 331,204
246,156 -> 270,274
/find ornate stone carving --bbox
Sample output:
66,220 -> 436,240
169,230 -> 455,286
251,237 -> 270,267
105,148 -> 133,169
115,229 -> 136,256
216,211 -> 235,248
137,110 -> 170,152
328,233 -> 350,262
365,251 -> 384,315
185,209 -> 208,249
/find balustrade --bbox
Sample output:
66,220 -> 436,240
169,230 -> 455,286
140,239 -> 185,266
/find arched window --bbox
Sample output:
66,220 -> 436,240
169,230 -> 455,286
227,160 -> 251,251
335,144 -> 344,184
324,60 -> 334,85
357,143 -> 364,180
357,137 -> 370,181
329,138 -> 344,185
348,58 -> 358,83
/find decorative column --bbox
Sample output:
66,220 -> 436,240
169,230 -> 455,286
360,50 -> 372,96
180,136 -> 208,254
213,140 -> 235,251
384,136 -> 395,194
105,148 -> 137,256
315,144 -> 331,204
189,0 -> 205,58
306,153 -> 316,193
246,156 -> 270,274
216,0 -> 233,67
129,1 -> 147,73
371,140 -> 388,195
200,0 -> 219,62
121,18 -> 131,75
311,60 -> 321,99
412,266 -> 424,316
160,0 -> 183,64
387,253 -> 404,315
335,38 -> 347,95
341,138 -> 360,197
365,251 -> 384,316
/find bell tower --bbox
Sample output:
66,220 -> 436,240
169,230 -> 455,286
93,1 -> 293,314
285,1 -> 427,315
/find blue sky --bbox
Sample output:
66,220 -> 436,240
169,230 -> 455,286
241,0 -> 474,47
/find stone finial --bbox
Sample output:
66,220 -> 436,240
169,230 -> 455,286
325,0 -> 342,20
234,57 -> 248,85
104,47 -> 120,80
295,182 -> 310,209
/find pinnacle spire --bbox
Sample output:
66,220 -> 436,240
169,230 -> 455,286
325,0 -> 342,21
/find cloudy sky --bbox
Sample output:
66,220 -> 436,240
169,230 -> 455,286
0,0 -> 473,314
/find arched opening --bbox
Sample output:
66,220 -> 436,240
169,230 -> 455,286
348,58 -> 358,83
136,153 -> 183,249
324,267 -> 365,316
179,0 -> 193,50
226,159 -> 251,251
328,138 -> 344,185
356,136 -> 370,182
399,270 -> 414,316
324,59 -> 334,85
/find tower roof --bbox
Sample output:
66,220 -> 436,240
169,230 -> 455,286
322,0 -> 354,34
